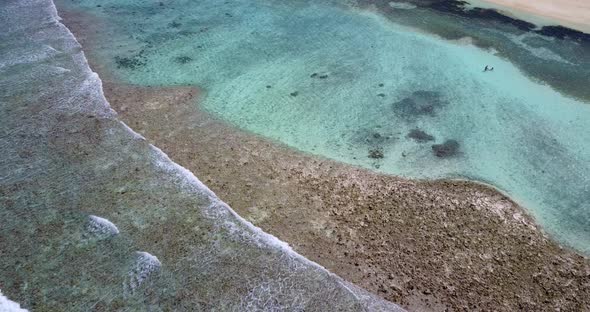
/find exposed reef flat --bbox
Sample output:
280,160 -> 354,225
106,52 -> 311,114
56,0 -> 590,256
60,3 -> 590,311
93,79 -> 590,311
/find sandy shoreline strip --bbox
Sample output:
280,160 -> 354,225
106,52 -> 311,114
469,0 -> 590,33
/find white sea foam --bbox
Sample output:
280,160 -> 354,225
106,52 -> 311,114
125,252 -> 162,294
507,33 -> 575,65
0,290 -> 28,312
0,45 -> 61,70
30,0 -> 405,308
144,134 -> 380,303
147,142 -> 327,271
388,2 -> 417,10
86,215 -> 120,238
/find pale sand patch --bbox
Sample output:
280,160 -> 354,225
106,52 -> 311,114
468,0 -> 590,33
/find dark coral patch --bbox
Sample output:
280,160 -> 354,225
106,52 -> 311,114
536,25 -> 590,42
168,21 -> 182,28
114,54 -> 147,70
174,56 -> 193,64
368,149 -> 384,159
393,90 -> 446,119
351,129 -> 394,147
310,72 -> 329,79
407,129 -> 434,142
432,139 -> 460,158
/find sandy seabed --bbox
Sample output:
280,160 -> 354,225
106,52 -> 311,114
61,8 -> 590,312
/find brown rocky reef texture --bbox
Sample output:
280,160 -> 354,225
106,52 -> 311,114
100,81 -> 590,311
60,8 -> 590,312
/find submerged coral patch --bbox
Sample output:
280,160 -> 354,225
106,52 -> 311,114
392,90 -> 447,120
407,129 -> 435,142
115,54 -> 147,70
174,56 -> 193,64
351,129 -> 395,148
432,139 -> 460,158
168,21 -> 182,28
368,148 -> 384,159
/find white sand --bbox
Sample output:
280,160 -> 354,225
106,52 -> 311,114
468,0 -> 590,33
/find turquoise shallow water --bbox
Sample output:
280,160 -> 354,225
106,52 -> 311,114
57,0 -> 590,253
1,0 -> 407,309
